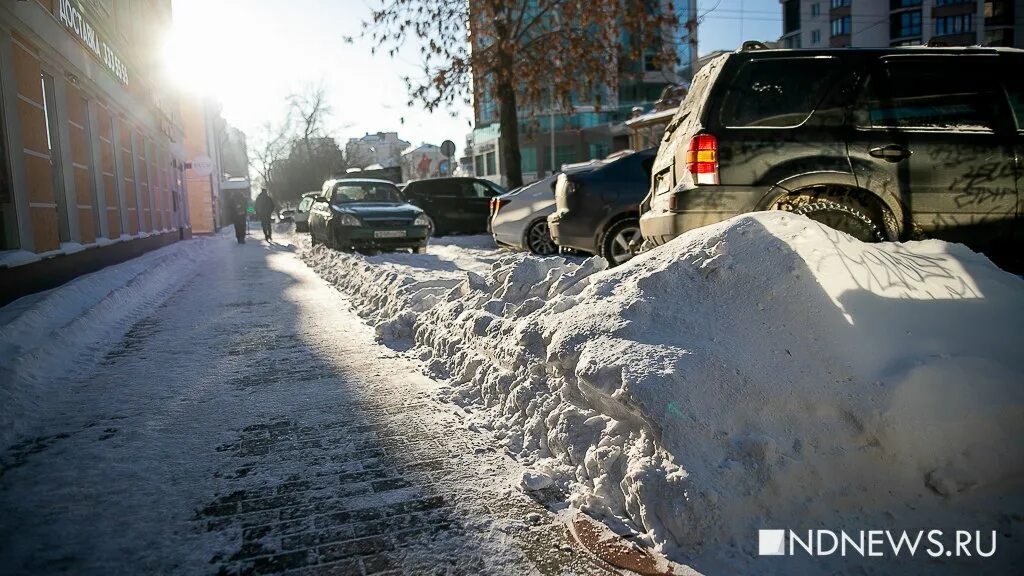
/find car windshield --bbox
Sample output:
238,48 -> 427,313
332,183 -> 403,203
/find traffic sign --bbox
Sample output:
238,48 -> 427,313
440,140 -> 456,158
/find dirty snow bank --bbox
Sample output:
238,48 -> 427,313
0,236 -> 216,448
302,213 -> 1024,573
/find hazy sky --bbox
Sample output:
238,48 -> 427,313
165,0 -> 782,150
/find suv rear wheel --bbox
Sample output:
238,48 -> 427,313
779,191 -> 897,243
601,218 -> 641,267
792,199 -> 885,243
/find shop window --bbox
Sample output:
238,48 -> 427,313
80,97 -> 101,238
474,154 -> 484,177
41,73 -> 71,243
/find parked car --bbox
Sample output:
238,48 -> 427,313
491,161 -> 604,255
402,177 -> 507,236
641,44 -> 1024,267
277,209 -> 295,223
294,191 -> 319,233
548,149 -> 657,266
308,179 -> 431,252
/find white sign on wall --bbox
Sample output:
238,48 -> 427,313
191,155 -> 213,177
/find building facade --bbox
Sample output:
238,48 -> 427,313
400,143 -> 448,182
780,0 -> 1023,49
220,125 -> 248,180
181,94 -> 225,235
0,0 -> 188,305
344,132 -> 409,170
466,0 -> 698,186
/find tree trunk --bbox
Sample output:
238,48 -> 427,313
495,66 -> 523,189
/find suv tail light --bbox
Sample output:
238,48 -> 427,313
685,134 -> 719,185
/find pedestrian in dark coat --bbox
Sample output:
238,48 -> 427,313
255,189 -> 276,242
231,192 -> 248,244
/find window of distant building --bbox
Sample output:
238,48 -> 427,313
935,13 -> 974,36
520,147 -> 537,173
890,0 -> 922,8
474,154 -> 485,177
891,10 -> 922,38
485,151 -> 496,175
554,145 -> 575,169
984,28 -> 1014,46
831,16 -> 851,36
811,3 -> 820,17
935,0 -> 973,5
588,143 -> 609,160
784,0 -> 801,34
812,29 -> 822,44
830,0 -> 850,8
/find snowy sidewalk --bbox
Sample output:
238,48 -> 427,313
0,235 -> 613,575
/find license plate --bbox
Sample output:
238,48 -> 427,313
373,230 -> 406,239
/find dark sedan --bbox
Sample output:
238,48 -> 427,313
402,177 -> 506,236
309,179 -> 431,253
547,149 -> 656,266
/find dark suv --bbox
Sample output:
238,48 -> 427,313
402,177 -> 507,236
548,149 -> 656,266
641,46 -> 1023,267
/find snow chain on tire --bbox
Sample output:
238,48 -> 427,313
792,199 -> 885,242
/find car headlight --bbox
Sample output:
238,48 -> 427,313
336,214 -> 361,226
413,214 -> 430,227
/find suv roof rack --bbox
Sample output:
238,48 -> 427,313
738,41 -> 770,52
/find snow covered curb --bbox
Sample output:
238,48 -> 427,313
300,214 -> 1024,572
0,236 -> 217,449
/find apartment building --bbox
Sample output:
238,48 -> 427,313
345,132 -> 410,170
466,0 -> 699,187
0,0 -> 188,305
780,0 -> 1023,48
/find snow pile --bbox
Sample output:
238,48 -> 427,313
302,214 -> 1024,572
0,237 -> 215,448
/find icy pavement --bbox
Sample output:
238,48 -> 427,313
0,232 -> 618,575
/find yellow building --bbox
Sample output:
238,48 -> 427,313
181,94 -> 226,235
0,0 -> 188,305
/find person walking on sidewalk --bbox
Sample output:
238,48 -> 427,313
231,192 -> 248,244
255,188 -> 276,242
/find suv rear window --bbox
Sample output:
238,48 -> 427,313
718,57 -> 839,128
854,57 -> 1000,132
